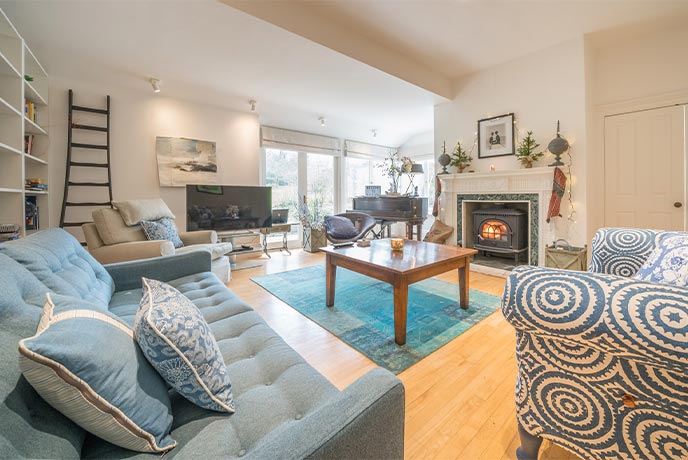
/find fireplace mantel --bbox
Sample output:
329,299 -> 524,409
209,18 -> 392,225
438,167 -> 556,269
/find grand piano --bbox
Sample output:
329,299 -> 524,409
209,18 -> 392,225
351,196 -> 429,240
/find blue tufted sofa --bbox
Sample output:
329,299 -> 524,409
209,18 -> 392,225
502,228 -> 688,460
0,228 -> 405,459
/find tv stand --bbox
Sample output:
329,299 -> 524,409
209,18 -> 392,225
217,223 -> 296,270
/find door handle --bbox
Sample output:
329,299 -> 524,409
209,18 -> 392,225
674,202 -> 683,208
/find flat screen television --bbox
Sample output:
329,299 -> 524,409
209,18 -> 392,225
186,185 -> 272,232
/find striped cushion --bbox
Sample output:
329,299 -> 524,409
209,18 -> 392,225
18,294 -> 176,453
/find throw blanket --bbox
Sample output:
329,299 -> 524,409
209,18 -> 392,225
546,167 -> 566,223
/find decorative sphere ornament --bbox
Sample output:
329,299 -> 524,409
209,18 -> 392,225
548,120 -> 569,167
438,153 -> 451,174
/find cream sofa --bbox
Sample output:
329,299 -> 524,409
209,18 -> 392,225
82,199 -> 232,281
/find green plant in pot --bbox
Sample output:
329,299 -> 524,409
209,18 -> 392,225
449,141 -> 472,173
516,130 -> 544,168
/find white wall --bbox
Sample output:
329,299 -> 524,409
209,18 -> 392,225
434,38 -> 588,245
398,131 -> 433,158
585,23 -> 688,236
48,76 -> 260,232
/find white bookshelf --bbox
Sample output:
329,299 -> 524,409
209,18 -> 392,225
0,8 -> 49,238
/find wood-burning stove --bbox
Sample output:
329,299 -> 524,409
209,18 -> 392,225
472,206 -> 528,263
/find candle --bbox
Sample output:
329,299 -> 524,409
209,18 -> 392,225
490,164 -> 496,172
391,238 -> 404,251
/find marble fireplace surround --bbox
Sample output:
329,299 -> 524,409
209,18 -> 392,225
439,167 -> 556,268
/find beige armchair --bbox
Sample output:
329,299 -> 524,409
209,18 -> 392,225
82,200 -> 232,281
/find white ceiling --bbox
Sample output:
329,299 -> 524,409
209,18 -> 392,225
0,0 -> 441,147
4,1 -> 688,148
293,0 -> 688,79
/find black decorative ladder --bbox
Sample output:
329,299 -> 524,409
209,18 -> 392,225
59,89 -> 113,239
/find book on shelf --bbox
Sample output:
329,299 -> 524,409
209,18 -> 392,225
25,178 -> 47,192
0,223 -> 20,241
24,134 -> 34,155
25,197 -> 39,231
24,100 -> 37,123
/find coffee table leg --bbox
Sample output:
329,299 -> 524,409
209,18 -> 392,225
326,255 -> 336,307
393,279 -> 408,345
458,260 -> 469,309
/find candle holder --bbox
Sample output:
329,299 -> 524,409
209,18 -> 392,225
390,238 -> 404,251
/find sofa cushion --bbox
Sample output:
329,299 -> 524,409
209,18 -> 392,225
141,218 -> 184,249
135,278 -> 235,413
0,254 -> 86,459
174,242 -> 233,260
19,294 -> 176,453
634,232 -> 688,286
324,215 -> 359,239
113,198 -> 175,226
87,271 -> 340,459
93,208 -> 147,245
0,228 -> 114,307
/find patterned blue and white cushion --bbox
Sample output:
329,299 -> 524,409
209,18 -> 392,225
634,232 -> 688,287
134,278 -> 235,413
140,217 -> 184,249
18,294 -> 176,453
588,227 -> 659,276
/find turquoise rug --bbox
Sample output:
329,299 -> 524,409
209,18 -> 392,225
251,265 -> 501,373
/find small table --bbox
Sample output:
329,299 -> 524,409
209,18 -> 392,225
320,239 -> 477,345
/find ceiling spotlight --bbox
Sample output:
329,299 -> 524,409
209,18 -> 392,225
249,99 -> 257,111
372,129 -> 378,138
150,78 -> 161,93
319,117 -> 326,127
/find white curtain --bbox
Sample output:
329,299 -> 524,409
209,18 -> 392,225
344,140 -> 396,158
261,126 -> 340,155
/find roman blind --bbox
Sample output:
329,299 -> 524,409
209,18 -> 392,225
261,126 -> 340,155
344,140 -> 396,159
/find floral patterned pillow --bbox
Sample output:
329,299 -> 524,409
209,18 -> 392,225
634,232 -> 688,287
134,278 -> 235,413
140,217 -> 184,249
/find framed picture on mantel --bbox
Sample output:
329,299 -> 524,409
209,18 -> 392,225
478,113 -> 515,159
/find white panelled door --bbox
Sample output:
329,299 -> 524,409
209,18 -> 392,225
604,104 -> 687,231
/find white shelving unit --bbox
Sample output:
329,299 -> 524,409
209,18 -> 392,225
0,8 -> 49,238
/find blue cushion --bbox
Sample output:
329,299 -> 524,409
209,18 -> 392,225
634,232 -> 688,286
18,294 -> 176,453
0,228 -> 114,306
324,215 -> 358,239
135,278 -> 235,413
141,217 -> 184,249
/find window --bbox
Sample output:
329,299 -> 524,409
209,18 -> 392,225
265,149 -> 299,222
263,148 -> 339,226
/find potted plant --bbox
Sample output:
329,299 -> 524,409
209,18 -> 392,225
377,152 -> 413,195
449,141 -> 472,173
516,130 -> 544,168
298,195 -> 327,252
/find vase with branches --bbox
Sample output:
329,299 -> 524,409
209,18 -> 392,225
449,141 -> 472,173
377,151 -> 413,194
516,130 -> 544,168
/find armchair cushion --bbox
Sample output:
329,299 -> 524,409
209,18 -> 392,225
141,217 -> 184,249
92,209 -> 146,245
588,227 -> 659,276
179,230 -> 218,245
634,232 -> 688,287
89,240 -> 174,265
324,215 -> 359,239
113,198 -> 175,226
174,242 -> 233,260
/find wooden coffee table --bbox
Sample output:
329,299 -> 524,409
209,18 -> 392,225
320,239 -> 477,345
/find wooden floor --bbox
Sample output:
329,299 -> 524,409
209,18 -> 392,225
230,249 -> 578,460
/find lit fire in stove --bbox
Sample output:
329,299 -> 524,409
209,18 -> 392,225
481,221 -> 508,240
